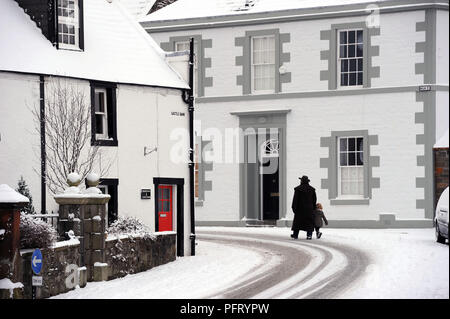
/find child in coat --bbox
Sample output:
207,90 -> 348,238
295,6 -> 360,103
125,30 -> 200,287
314,203 -> 328,239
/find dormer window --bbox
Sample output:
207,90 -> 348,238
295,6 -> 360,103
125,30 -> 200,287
57,0 -> 83,50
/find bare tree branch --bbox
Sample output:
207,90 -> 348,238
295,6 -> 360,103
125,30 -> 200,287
32,78 -> 112,194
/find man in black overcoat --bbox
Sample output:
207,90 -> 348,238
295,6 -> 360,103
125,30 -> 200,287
291,175 -> 317,240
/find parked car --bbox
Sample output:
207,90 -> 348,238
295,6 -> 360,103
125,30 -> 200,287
435,187 -> 449,244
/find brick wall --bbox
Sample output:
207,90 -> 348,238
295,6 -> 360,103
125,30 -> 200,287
434,148 -> 449,207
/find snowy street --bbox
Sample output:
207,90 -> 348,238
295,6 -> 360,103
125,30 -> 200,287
52,227 -> 449,299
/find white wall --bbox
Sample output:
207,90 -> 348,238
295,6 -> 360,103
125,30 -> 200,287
150,9 -> 429,97
436,91 -> 449,142
0,73 -> 193,255
0,72 -> 42,211
195,90 -> 426,221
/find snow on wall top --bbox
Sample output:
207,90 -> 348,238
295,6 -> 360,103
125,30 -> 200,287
141,0 -> 389,22
0,0 -> 188,89
434,129 -> 449,148
119,0 -> 156,18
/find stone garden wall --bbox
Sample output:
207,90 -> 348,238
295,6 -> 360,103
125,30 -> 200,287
105,232 -> 176,280
19,240 -> 80,299
15,232 -> 176,299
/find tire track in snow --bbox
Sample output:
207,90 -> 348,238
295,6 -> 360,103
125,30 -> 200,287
198,230 -> 370,299
199,236 -> 311,299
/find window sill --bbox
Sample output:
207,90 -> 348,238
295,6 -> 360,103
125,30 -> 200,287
250,90 -> 277,95
91,139 -> 118,147
336,85 -> 364,90
330,198 -> 369,205
57,46 -> 83,52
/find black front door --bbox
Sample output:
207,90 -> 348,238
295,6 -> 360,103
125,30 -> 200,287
260,132 -> 280,221
262,161 -> 279,220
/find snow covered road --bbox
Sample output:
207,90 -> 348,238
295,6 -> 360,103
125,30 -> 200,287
51,227 -> 449,299
199,230 -> 369,299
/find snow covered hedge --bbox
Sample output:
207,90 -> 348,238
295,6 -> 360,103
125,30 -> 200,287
107,216 -> 156,241
20,213 -> 57,249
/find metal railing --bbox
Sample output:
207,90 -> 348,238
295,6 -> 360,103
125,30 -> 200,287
29,212 -> 59,229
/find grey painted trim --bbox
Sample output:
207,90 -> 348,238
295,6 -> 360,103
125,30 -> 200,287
195,84 -> 449,103
230,109 -> 291,116
233,111 -> 288,221
320,130 -> 380,205
414,8 -> 437,218
160,35 -> 212,97
196,218 -> 433,228
415,9 -> 437,83
320,22 -> 380,90
196,139 -> 213,203
235,29 -> 291,95
415,91 -> 436,218
196,220 -> 247,227
330,199 -> 370,205
195,200 -> 204,207
142,0 -> 449,32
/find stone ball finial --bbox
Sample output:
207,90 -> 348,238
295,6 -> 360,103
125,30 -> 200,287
86,173 -> 100,187
67,172 -> 81,187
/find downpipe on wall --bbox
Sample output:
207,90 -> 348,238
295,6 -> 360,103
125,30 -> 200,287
181,38 -> 196,256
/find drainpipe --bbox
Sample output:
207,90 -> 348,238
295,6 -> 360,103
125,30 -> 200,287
39,75 -> 46,215
181,38 -> 196,256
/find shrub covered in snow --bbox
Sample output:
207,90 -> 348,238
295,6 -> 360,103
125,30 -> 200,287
20,213 -> 57,249
107,216 -> 156,241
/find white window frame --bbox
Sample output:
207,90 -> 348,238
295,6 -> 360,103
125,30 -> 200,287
337,29 -> 364,89
175,40 -> 198,97
251,35 -> 276,94
57,0 -> 80,50
337,136 -> 365,199
94,88 -> 108,140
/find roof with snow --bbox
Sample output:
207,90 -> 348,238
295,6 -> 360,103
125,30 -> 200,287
140,0 -> 391,22
0,184 -> 30,204
434,129 -> 449,149
119,0 -> 156,18
0,0 -> 188,89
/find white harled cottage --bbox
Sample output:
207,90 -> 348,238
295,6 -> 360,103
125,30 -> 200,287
141,0 -> 449,228
0,0 -> 196,256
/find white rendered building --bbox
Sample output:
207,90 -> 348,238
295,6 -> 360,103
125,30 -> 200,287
141,0 -> 449,227
0,0 -> 196,255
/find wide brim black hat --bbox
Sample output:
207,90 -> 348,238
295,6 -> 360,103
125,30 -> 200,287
299,175 -> 310,183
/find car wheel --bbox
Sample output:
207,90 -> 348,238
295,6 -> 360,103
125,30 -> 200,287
436,223 -> 446,244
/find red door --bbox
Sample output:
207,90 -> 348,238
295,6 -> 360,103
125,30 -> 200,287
158,185 -> 173,231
